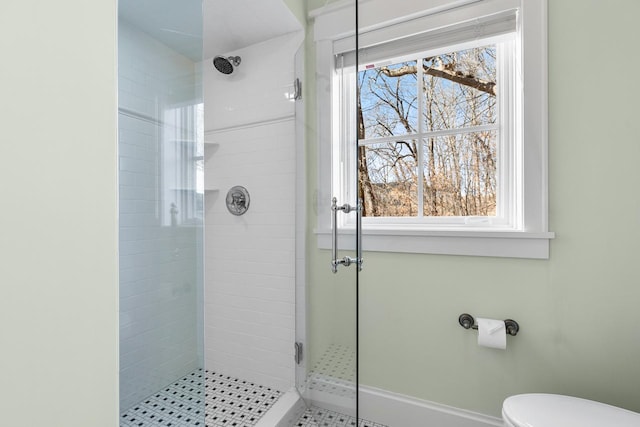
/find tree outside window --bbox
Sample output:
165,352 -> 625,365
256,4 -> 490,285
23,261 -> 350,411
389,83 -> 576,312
357,45 -> 498,218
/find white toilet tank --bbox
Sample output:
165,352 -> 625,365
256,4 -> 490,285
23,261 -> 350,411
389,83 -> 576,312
502,394 -> 640,427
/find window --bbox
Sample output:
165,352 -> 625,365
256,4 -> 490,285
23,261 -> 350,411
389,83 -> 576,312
351,40 -> 507,220
312,0 -> 553,258
161,102 -> 205,226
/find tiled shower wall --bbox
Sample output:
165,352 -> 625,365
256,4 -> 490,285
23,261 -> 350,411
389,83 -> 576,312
118,20 -> 202,411
203,32 -> 303,392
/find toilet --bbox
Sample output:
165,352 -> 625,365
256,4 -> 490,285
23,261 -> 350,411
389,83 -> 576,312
502,394 -> 640,427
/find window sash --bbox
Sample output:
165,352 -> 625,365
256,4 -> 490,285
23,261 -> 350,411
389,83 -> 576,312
335,36 -> 516,228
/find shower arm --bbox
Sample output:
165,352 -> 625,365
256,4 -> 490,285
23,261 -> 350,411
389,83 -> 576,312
331,197 -> 363,273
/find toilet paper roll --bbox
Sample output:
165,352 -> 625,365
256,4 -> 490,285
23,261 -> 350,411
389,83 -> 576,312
477,318 -> 507,349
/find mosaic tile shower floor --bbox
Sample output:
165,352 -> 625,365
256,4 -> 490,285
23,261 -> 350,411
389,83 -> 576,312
120,369 -> 280,427
120,369 -> 387,427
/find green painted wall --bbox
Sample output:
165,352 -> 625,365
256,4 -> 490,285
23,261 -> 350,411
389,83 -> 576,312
305,0 -> 640,418
0,1 -> 119,426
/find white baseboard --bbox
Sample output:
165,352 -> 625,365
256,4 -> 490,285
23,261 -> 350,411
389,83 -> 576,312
256,384 -> 503,427
360,386 -> 503,427
303,388 -> 357,418
299,373 -> 357,418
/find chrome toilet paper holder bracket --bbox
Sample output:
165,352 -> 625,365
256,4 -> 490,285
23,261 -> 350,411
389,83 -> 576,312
458,313 -> 520,336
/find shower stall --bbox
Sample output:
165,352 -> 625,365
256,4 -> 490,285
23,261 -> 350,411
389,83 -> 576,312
118,1 -> 365,426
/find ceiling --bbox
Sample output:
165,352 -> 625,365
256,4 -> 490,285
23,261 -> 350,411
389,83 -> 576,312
119,0 -> 302,61
203,0 -> 301,59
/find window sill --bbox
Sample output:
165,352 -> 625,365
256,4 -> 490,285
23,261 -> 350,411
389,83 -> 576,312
316,228 -> 555,259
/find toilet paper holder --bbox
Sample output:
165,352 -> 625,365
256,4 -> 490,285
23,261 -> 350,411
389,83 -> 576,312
458,313 -> 520,336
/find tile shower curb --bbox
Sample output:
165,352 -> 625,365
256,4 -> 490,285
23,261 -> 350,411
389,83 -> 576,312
254,388 -> 306,427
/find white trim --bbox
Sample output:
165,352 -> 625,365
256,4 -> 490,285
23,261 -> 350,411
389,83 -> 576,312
359,385 -> 503,427
521,0 -> 549,232
315,38 -> 336,239
317,229 -> 552,259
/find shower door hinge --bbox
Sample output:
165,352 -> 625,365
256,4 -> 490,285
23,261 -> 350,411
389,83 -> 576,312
294,342 -> 303,365
293,78 -> 302,100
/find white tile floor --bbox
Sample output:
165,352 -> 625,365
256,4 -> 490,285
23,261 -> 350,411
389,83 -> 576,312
120,368 -> 387,427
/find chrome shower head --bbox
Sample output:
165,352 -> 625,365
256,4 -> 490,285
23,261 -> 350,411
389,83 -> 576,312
213,55 -> 241,74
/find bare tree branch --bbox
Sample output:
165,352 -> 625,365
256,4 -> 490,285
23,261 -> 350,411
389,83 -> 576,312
379,63 -> 496,97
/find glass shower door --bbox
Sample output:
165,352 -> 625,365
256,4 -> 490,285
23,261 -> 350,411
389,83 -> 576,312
298,0 -> 361,424
117,0 -> 205,425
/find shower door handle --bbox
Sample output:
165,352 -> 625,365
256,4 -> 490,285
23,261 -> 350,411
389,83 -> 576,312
356,197 -> 363,272
331,197 -> 363,273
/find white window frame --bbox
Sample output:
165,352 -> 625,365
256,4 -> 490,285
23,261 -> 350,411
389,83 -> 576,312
311,0 -> 554,259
